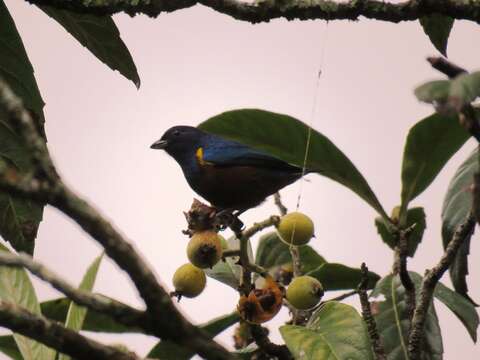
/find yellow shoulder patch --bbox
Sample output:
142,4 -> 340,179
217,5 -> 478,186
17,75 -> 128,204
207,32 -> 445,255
195,147 -> 213,166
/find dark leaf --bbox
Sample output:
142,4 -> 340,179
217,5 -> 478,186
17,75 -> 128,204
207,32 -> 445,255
306,263 -> 379,291
0,0 -> 46,254
371,273 -> 443,360
442,148 -> 478,302
199,109 -> 388,219
255,231 -> 326,275
147,312 -> 239,359
0,335 -> 22,360
419,15 -> 454,56
434,281 -> 478,342
280,302 -> 374,360
400,112 -> 469,211
375,207 -> 426,257
39,6 -> 140,88
41,297 -> 141,333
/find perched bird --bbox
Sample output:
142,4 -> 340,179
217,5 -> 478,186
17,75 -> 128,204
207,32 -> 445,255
150,126 -> 305,213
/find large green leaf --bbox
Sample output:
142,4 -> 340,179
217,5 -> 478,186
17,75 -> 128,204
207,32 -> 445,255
41,297 -> 140,333
38,6 -> 140,88
147,311 -> 239,359
57,254 -> 103,360
0,0 -> 45,254
400,112 -> 469,214
434,282 -> 478,342
0,243 -> 55,360
419,15 -> 454,57
0,335 -> 22,360
280,302 -> 374,360
255,231 -> 326,275
199,109 -> 387,218
371,273 -> 443,360
441,148 -> 477,302
375,207 -> 426,257
306,263 -> 380,291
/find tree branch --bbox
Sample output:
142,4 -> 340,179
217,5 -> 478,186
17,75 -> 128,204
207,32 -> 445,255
408,213 -> 476,360
0,252 -> 147,330
0,301 -> 140,360
358,263 -> 386,360
24,0 -> 480,24
250,324 -> 293,360
0,77 -> 234,360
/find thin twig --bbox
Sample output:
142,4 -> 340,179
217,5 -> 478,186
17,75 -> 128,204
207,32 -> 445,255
0,301 -> 140,360
426,57 -> 467,78
273,192 -> 288,216
323,290 -> 358,303
358,263 -> 386,360
394,229 -> 416,320
231,216 -> 279,294
408,213 -> 476,360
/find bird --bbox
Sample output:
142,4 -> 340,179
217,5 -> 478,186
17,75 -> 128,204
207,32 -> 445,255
150,125 -> 305,213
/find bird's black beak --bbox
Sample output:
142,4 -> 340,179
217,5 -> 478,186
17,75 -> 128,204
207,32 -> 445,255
150,139 -> 168,150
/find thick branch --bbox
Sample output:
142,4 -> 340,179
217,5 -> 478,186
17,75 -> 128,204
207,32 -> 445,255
24,0 -> 480,24
0,252 -> 146,329
250,324 -> 293,360
393,229 -> 416,320
0,78 -> 234,360
0,301 -> 139,360
358,263 -> 386,360
408,213 -> 476,360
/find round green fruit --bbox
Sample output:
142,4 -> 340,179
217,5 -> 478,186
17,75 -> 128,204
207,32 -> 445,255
277,212 -> 314,246
172,263 -> 206,298
286,275 -> 324,310
187,230 -> 223,268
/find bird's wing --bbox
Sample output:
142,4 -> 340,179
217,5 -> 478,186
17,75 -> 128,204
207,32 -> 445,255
202,139 -> 301,173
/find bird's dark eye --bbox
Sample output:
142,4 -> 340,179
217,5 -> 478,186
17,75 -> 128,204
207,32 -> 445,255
173,130 -> 181,137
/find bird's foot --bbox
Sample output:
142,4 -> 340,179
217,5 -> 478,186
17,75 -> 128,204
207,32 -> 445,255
215,209 -> 244,233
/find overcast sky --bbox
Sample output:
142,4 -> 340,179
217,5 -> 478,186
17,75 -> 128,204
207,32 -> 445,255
3,0 -> 480,358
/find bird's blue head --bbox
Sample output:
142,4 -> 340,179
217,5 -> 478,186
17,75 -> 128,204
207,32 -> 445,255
150,125 -> 205,163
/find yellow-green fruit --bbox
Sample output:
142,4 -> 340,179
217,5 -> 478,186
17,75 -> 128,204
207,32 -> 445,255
286,275 -> 324,310
172,263 -> 206,298
277,212 -> 314,246
187,230 -> 223,268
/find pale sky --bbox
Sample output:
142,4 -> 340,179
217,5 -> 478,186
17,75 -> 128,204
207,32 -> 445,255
3,0 -> 480,358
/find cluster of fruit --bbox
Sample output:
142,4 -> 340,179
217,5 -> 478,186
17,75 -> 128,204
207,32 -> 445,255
171,211 -> 324,322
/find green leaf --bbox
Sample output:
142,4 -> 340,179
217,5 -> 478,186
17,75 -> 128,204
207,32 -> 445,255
400,112 -> 469,212
0,0 -> 46,254
255,231 -> 326,275
414,80 -> 451,104
41,297 -> 141,333
449,71 -> 480,108
306,263 -> 379,291
442,148 -> 478,302
147,311 -> 239,359
57,254 -> 103,360
0,0 -> 45,122
280,302 -> 374,360
38,6 -> 140,88
375,207 -> 426,257
0,335 -> 22,360
371,273 -> 443,360
434,282 -> 478,342
419,15 -> 454,56
199,109 -> 387,219
0,243 -> 55,360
